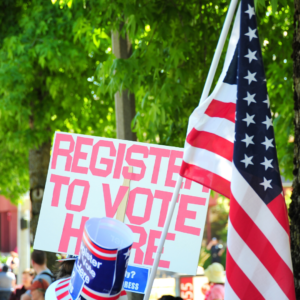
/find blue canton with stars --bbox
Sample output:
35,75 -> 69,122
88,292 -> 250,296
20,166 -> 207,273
227,0 -> 282,205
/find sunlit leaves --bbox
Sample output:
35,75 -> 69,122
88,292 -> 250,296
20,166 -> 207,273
0,0 -> 116,201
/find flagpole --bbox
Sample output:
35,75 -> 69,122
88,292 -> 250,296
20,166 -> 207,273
199,0 -> 239,103
143,1 -> 239,299
143,176 -> 183,300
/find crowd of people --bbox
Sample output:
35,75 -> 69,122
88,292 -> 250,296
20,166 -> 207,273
0,247 -> 225,300
0,251 -> 53,300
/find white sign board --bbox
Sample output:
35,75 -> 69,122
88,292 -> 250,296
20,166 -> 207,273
34,132 -> 210,275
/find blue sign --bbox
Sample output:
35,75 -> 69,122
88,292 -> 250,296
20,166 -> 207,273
69,263 -> 85,300
123,265 -> 149,294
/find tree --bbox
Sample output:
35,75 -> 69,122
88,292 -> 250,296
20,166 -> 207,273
0,0 -> 115,267
0,0 -> 296,282
291,0 -> 300,296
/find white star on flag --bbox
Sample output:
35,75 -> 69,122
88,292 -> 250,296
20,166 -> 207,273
262,116 -> 273,129
242,113 -> 255,127
123,249 -> 131,259
245,27 -> 258,41
241,154 -> 254,168
245,4 -> 255,19
243,92 -> 256,105
263,95 -> 270,108
260,177 -> 272,191
244,70 -> 257,84
261,136 -> 274,150
242,134 -> 254,147
245,49 -> 257,63
261,157 -> 273,170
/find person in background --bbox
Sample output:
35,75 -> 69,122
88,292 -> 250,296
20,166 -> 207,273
204,263 -> 225,300
9,269 -> 35,300
54,255 -> 76,280
0,265 -> 16,300
206,238 -> 225,264
6,252 -> 19,281
21,251 -> 53,300
27,280 -> 49,300
158,295 -> 183,300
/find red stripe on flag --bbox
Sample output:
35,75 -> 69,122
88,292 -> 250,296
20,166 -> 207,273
180,161 -> 230,198
82,287 -> 121,300
226,250 -> 264,300
205,99 -> 236,123
55,283 -> 69,291
84,231 -> 118,254
267,194 -> 290,235
186,129 -> 233,162
230,194 -> 295,300
57,291 -> 69,300
83,238 -> 116,261
56,278 -> 70,286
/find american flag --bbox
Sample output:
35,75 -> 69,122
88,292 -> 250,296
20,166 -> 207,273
180,0 -> 296,299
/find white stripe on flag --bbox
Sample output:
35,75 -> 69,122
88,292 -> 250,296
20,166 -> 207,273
183,147 -> 232,181
214,83 -> 237,104
227,219 -> 288,300
231,165 -> 293,270
224,280 -> 240,300
83,233 -> 117,258
192,115 -> 235,142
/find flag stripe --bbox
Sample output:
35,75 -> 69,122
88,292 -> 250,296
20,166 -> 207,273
212,82 -> 237,103
57,278 -> 71,286
56,283 -> 69,291
180,161 -> 230,198
231,165 -> 292,270
83,235 -> 117,261
192,114 -> 235,143
205,99 -> 236,123
226,250 -> 265,300
224,280 -> 240,300
84,230 -> 118,254
186,129 -> 233,161
267,193 -> 290,235
82,287 -> 121,300
57,291 -> 70,300
227,219 -> 289,299
230,194 -> 295,299
182,146 -> 232,181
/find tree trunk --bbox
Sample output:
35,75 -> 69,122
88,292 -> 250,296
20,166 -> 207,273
290,0 -> 300,297
29,141 -> 56,270
112,26 -> 140,300
112,25 -> 137,141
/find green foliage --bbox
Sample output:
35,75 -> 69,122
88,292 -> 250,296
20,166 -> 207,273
93,0 -> 231,148
0,0 -> 116,202
89,0 -> 294,178
0,0 -> 295,202
0,254 -> 8,264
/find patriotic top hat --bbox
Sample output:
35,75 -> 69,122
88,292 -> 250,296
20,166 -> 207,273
46,217 -> 134,300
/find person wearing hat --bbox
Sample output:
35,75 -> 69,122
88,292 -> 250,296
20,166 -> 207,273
54,255 -> 77,280
204,263 -> 225,300
27,280 -> 49,300
45,217 -> 133,300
